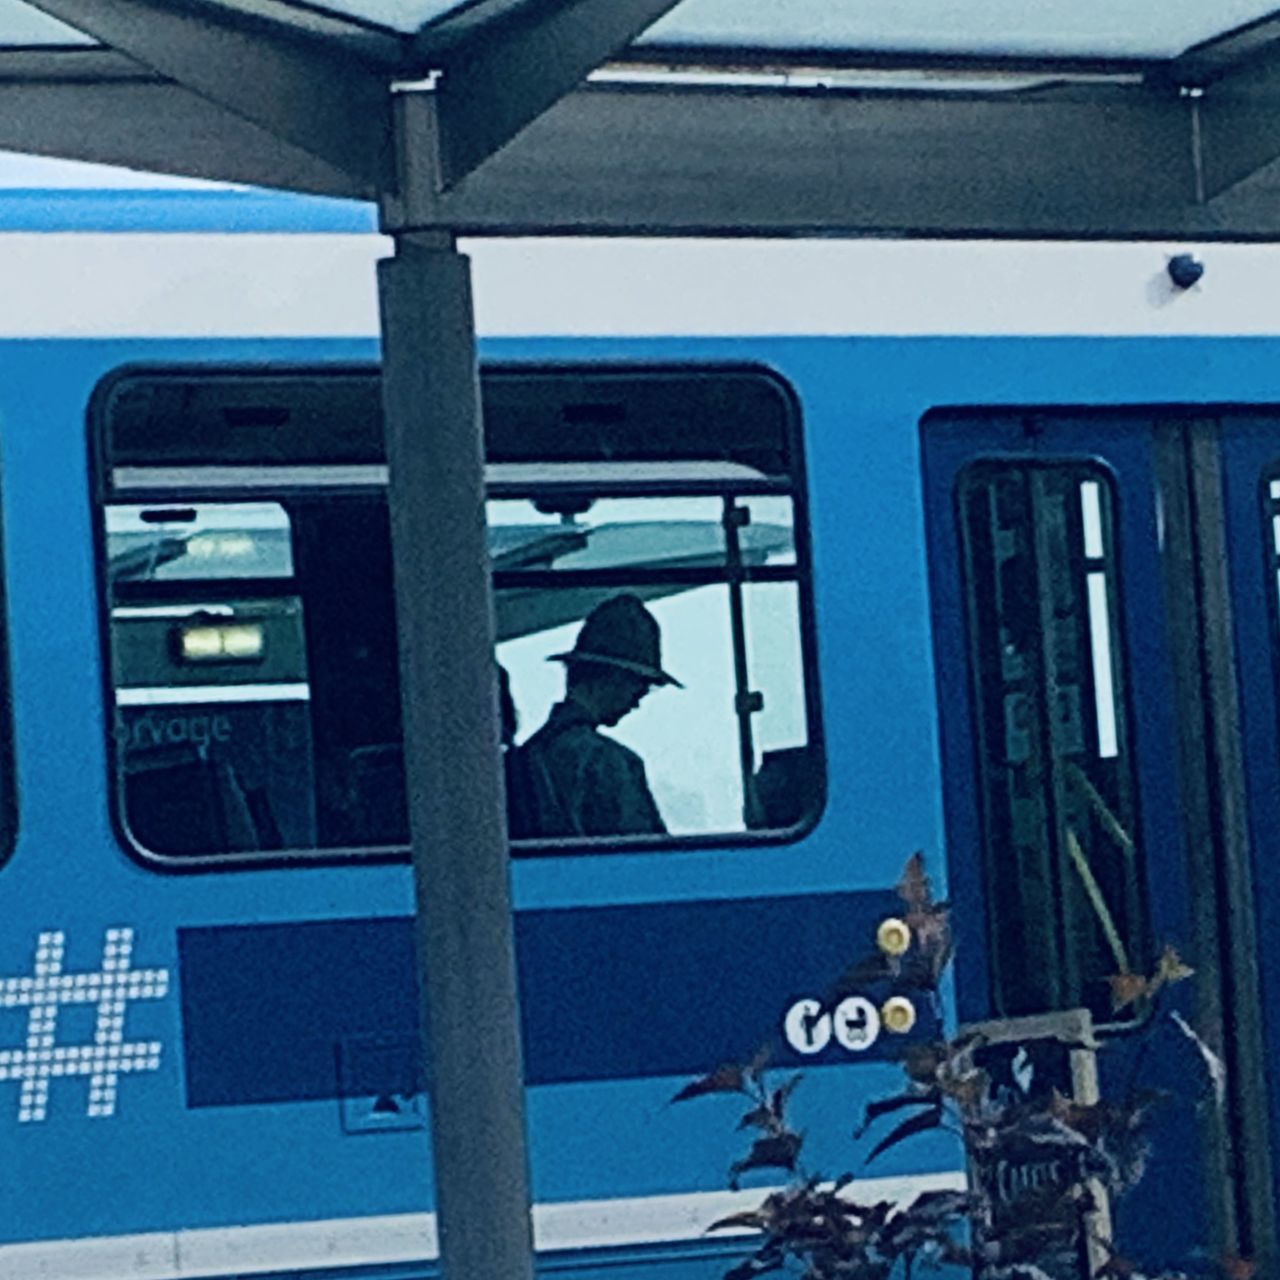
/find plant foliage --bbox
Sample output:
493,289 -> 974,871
673,854 -> 1236,1280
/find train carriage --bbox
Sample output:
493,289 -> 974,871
0,183 -> 1278,1275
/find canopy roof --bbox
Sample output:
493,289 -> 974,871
6,1 -> 1280,62
2,0 -> 1280,238
4,8 -> 1277,1279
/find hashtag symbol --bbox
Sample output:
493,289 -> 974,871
0,929 -> 169,1122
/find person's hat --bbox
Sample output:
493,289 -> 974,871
551,594 -> 683,687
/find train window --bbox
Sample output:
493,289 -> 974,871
1269,478 -> 1280,611
0,502 -> 15,865
107,503 -> 313,856
957,462 -> 1148,1021
95,366 -> 822,865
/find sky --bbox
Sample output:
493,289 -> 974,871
0,150 -> 233,189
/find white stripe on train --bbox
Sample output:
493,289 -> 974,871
0,232 -> 1274,338
0,1172 -> 967,1279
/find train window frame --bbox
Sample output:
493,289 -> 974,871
0,487 -> 18,869
1258,464 -> 1280,797
954,456 -> 1151,1026
90,362 -> 826,871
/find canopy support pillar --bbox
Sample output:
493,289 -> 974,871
378,93 -> 534,1280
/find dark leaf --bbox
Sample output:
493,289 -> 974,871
897,852 -> 933,913
708,1210 -> 768,1233
771,1073 -> 803,1119
907,905 -> 954,987
991,1215 -> 1082,1265
1109,972 -> 1149,1013
1156,944 -> 1195,987
938,1238 -> 976,1268
902,1189 -> 976,1225
1049,1093 -> 1136,1147
930,1033 -> 989,1111
730,1131 -> 803,1187
737,1103 -> 774,1132
880,1189 -> 973,1255
671,1062 -> 746,1104
865,1103 -> 943,1164
1111,945 -> 1195,1015
825,951 -> 893,1004
1097,1254 -> 1140,1280
725,1255 -> 785,1280
939,1065 -> 987,1112
901,1041 -> 948,1085
852,1199 -> 895,1232
855,1090 -> 941,1139
744,1042 -> 774,1085
1222,1255 -> 1257,1280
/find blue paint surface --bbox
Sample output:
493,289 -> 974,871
0,188 -> 376,233
5,330 -> 1280,1272
178,892 -> 939,1106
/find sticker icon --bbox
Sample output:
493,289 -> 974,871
0,928 -> 169,1122
832,996 -> 880,1052
783,998 -> 832,1054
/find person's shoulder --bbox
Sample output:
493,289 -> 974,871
594,732 -> 646,773
523,703 -> 582,747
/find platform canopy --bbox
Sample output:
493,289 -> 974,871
7,6 -> 1280,1280
4,0 -> 1280,237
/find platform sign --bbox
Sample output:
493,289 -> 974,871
963,1010 -> 1108,1280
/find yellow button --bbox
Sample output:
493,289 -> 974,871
876,917 -> 912,957
881,996 -> 917,1035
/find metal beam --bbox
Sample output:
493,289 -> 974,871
386,80 -> 1276,239
0,77 -> 364,196
622,42 -> 1153,77
426,0 -> 687,189
21,0 -> 395,191
1176,27 -> 1280,202
1173,12 -> 1280,85
10,67 -> 1280,237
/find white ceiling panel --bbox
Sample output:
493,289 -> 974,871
264,0 -> 1280,61
0,149 -> 234,187
638,0 -> 1280,61
286,1 -> 473,34
5,0 -> 1276,61
0,1 -> 92,46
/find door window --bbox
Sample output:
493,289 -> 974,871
957,462 -> 1148,1019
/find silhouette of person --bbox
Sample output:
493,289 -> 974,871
497,662 -> 518,749
515,594 -> 681,838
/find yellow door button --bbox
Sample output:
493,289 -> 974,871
881,996 -> 917,1035
876,917 -> 912,957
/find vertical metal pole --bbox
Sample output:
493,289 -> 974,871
377,93 -> 535,1280
722,496 -> 763,828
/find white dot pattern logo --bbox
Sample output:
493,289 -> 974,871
0,929 -> 169,1122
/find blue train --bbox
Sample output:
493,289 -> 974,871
0,180 -> 1277,1277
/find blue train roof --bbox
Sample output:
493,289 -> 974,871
0,187 -> 377,234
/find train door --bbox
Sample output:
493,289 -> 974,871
923,408 -> 1280,1271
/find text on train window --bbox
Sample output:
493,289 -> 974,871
97,367 -> 822,864
957,462 -> 1148,1022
